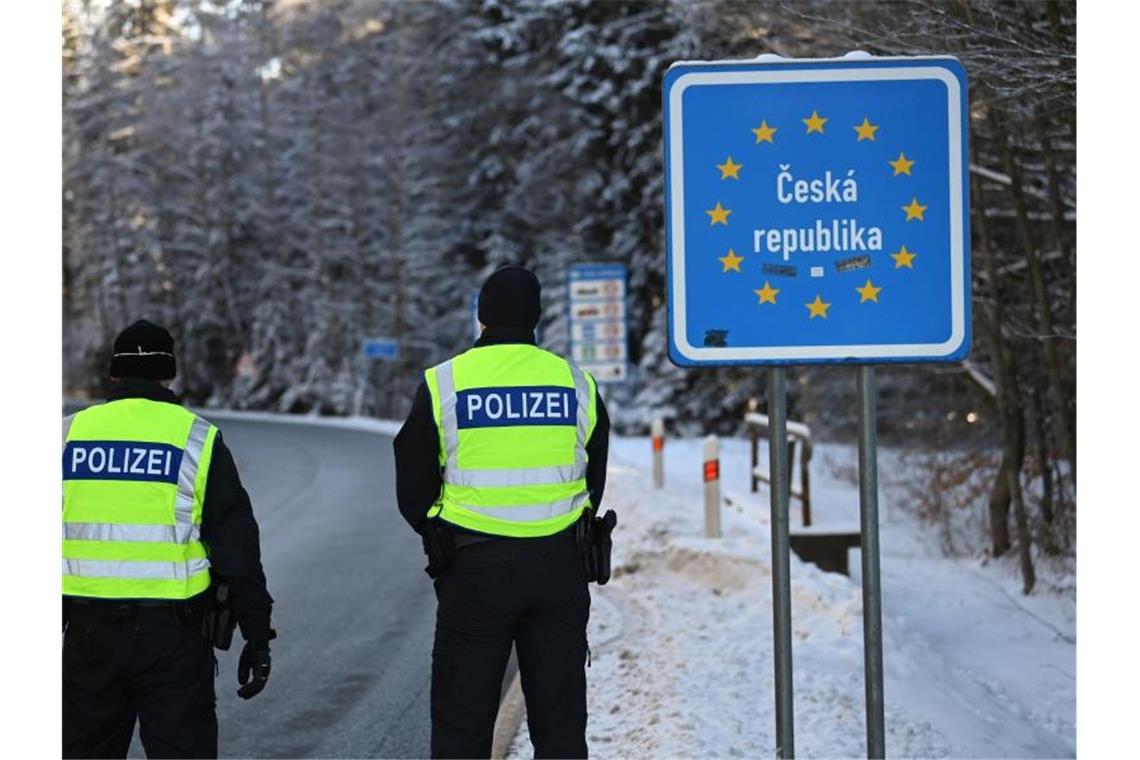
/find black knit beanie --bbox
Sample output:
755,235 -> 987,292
108,320 -> 177,380
478,266 -> 542,330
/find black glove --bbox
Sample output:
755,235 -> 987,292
421,518 -> 456,579
237,630 -> 275,700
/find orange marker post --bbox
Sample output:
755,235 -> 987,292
651,418 -> 665,489
703,434 -> 721,538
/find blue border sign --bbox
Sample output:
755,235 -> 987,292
663,55 -> 970,365
568,263 -> 629,383
362,337 -> 399,360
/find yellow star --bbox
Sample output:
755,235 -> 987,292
802,110 -> 828,134
856,278 -> 882,303
751,120 -> 778,144
706,202 -> 731,226
716,156 -> 743,180
719,249 -> 744,272
805,294 -> 831,319
890,245 -> 917,269
902,197 -> 928,222
889,152 -> 915,176
853,117 -> 879,141
754,281 -> 780,304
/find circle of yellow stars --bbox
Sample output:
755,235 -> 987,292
701,108 -> 930,319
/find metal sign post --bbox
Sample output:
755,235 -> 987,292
767,367 -> 795,758
357,337 -> 401,418
857,366 -> 885,758
662,53 -> 971,759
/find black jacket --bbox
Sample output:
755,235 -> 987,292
84,379 -> 275,642
393,327 -> 610,534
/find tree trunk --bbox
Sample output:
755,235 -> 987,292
989,342 -> 1025,557
996,119 -> 1076,486
1034,112 -> 1075,333
1008,452 -> 1036,595
971,143 -> 1023,557
1030,385 -> 1056,529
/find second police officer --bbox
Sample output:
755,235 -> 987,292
62,320 -> 275,759
395,266 -> 616,759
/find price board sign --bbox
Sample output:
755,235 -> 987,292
568,263 -> 629,383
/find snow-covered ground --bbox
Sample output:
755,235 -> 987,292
507,436 -> 1076,759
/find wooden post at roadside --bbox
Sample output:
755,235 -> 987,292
748,398 -> 760,493
801,443 -> 813,527
750,427 -> 760,494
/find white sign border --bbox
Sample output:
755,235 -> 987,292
667,65 -> 966,362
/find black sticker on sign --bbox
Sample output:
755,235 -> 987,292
761,263 -> 798,278
704,329 -> 728,347
835,255 -> 871,273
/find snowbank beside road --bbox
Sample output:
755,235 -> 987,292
508,436 -> 1075,759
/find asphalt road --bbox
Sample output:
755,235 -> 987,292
70,414 -> 435,758
198,418 -> 436,758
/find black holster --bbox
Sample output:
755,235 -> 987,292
200,581 -> 237,651
576,508 -> 617,585
421,518 -> 457,579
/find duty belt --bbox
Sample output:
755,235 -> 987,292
452,524 -> 577,549
453,532 -> 499,549
67,596 -> 180,608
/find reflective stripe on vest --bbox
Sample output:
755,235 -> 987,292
63,402 -> 215,600
63,556 -> 210,581
452,491 -> 593,523
174,417 -> 211,544
64,522 -> 179,543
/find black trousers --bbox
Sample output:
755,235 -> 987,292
63,601 -> 217,759
431,530 -> 590,759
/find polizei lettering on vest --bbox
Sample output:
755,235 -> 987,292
63,441 -> 183,484
457,386 -> 578,429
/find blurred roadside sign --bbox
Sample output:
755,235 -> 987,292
362,337 -> 400,360
568,263 -> 628,383
663,55 -> 970,366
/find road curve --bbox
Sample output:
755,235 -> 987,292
204,416 -> 435,758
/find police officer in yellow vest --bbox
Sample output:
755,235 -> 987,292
395,266 -> 614,759
63,320 -> 275,759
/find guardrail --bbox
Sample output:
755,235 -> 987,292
745,411 -> 814,526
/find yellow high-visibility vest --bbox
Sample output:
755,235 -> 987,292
424,343 -> 597,537
62,399 -> 216,600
